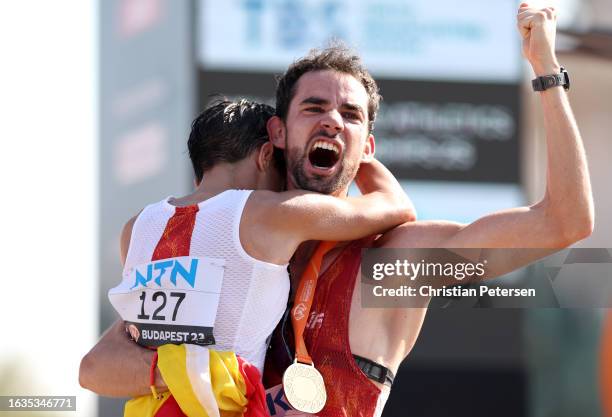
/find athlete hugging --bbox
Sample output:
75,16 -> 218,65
105,98 -> 416,417
81,4 -> 594,417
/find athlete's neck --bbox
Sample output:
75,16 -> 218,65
204,159 -> 262,189
173,161 -> 259,206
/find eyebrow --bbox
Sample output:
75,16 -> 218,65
300,96 -> 365,117
341,103 -> 365,117
300,96 -> 329,106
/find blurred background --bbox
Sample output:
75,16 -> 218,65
0,0 -> 611,416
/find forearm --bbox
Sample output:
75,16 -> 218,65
517,5 -> 593,240
289,159 -> 419,239
538,79 -> 593,235
79,320 -> 167,397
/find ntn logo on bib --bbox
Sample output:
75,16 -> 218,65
109,256 -> 226,347
132,258 -> 199,289
111,256 -> 225,293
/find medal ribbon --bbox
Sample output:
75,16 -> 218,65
291,241 -> 337,365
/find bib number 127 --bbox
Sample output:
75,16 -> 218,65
137,291 -> 185,321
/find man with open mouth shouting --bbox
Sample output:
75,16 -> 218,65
270,59 -> 377,199
81,96 -> 414,417
262,4 -> 592,416
81,4 -> 593,417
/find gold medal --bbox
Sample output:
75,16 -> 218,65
283,361 -> 327,414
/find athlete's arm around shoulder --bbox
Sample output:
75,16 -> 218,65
79,213 -> 167,397
243,159 -> 415,264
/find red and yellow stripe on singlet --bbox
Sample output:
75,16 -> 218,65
123,205 -> 268,417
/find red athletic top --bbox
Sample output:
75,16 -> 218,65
263,239 -> 382,417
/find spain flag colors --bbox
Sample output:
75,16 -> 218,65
124,344 -> 268,417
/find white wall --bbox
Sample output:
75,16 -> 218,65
0,2 -> 97,416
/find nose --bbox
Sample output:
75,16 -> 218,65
321,110 -> 343,134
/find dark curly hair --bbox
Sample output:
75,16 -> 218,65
275,44 -> 381,133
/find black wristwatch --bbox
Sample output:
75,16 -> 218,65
532,67 -> 570,92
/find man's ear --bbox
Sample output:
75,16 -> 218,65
256,141 -> 274,171
361,134 -> 376,163
267,116 -> 286,149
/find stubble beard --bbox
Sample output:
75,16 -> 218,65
286,146 -> 359,195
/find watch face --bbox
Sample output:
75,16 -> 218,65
547,75 -> 560,89
563,70 -> 570,90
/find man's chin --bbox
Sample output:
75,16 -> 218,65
298,181 -> 338,195
294,171 -> 350,195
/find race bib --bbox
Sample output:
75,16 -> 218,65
108,256 -> 225,347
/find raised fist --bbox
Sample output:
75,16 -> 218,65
517,3 -> 560,75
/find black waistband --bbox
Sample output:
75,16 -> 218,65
353,354 -> 395,387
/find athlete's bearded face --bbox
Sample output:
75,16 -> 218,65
270,70 -> 375,196
285,128 -> 358,195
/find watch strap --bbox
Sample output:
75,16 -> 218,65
532,67 -> 569,92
